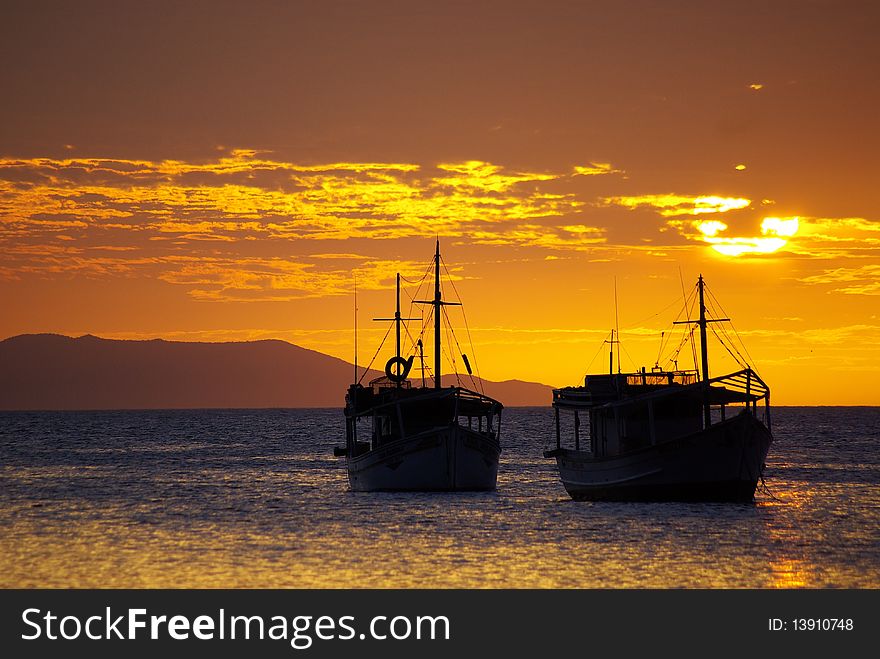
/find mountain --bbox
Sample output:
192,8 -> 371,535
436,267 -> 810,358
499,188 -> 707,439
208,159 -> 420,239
0,334 -> 553,410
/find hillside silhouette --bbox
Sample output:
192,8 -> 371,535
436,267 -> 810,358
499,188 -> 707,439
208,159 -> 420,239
0,334 -> 553,410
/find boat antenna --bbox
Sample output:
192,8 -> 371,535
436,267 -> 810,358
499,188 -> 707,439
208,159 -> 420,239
414,239 -> 460,388
614,276 -> 621,374
353,272 -> 358,384
417,338 -> 425,388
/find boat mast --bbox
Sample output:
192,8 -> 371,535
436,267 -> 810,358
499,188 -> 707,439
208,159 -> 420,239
434,240 -> 442,388
610,329 -> 614,375
698,274 -> 709,384
415,239 -> 460,389
698,275 -> 712,428
353,273 -> 358,384
604,329 -> 619,375
674,275 -> 729,429
373,272 -> 418,388
396,273 -> 402,386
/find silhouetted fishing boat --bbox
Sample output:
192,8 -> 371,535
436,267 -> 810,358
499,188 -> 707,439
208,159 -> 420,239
544,275 -> 772,502
334,241 -> 502,491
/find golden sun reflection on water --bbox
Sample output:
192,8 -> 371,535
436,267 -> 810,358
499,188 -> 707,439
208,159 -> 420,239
2,464 -> 876,589
0,500 -> 792,589
2,408 -> 878,589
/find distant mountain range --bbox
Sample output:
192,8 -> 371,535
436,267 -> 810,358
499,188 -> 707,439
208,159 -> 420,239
0,334 -> 554,410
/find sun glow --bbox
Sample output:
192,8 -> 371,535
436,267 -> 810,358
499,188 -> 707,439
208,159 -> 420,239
695,216 -> 799,256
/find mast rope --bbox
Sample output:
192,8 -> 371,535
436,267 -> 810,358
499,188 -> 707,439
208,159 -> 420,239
709,323 -> 747,369
441,257 -> 485,394
705,284 -> 761,377
358,320 -> 395,384
440,305 -> 463,388
581,338 -> 608,379
618,339 -> 638,372
441,304 -> 482,391
620,294 -> 684,330
659,283 -> 699,371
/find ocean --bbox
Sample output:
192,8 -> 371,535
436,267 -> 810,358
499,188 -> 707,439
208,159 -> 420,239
1,407 -> 877,588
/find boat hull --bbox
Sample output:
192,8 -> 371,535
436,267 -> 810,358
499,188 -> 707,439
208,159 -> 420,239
347,424 -> 500,492
549,412 -> 771,502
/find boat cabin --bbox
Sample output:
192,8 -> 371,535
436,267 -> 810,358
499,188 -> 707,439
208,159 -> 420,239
551,368 -> 770,458
344,381 -> 502,456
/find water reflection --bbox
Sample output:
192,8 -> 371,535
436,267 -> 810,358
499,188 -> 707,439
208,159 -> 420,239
1,408 -> 878,588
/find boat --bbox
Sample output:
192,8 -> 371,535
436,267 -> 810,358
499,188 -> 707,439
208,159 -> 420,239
334,241 -> 503,491
543,275 -> 772,502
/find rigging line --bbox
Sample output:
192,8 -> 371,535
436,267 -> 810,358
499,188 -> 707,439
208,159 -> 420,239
657,302 -> 689,364
669,316 -> 699,372
400,256 -> 434,286
401,256 -> 434,311
670,283 -> 691,321
418,312 -> 435,379
403,264 -> 432,329
618,338 -> 638,372
705,284 -> 761,376
440,305 -> 461,387
689,325 -> 699,372
442,304 -> 480,391
655,330 -> 667,367
413,299 -> 436,381
678,268 -> 699,374
621,294 -> 685,330
702,291 -> 751,370
441,257 -> 484,394
689,295 -> 700,374
706,297 -> 749,367
582,338 -> 608,379
357,321 -> 394,384
677,266 -> 691,321
659,285 -> 697,368
709,322 -> 747,368
666,298 -> 698,362
667,325 -> 698,370
399,268 -> 430,286
662,337 -> 683,365
402,319 -> 422,357
663,328 -> 694,367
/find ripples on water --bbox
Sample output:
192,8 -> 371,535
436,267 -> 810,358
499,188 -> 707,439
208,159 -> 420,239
1,407 -> 877,588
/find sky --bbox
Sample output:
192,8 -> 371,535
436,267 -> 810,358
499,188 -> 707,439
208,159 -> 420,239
1,0 -> 879,404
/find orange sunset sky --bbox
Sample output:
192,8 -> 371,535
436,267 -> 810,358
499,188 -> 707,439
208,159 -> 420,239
1,1 -> 878,405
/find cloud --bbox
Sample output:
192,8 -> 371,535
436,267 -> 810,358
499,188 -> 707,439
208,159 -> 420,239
433,160 -> 558,192
0,153 -> 599,244
601,194 -> 751,217
158,256 -> 449,302
573,162 -> 624,177
798,265 -> 880,295
0,151 -> 627,299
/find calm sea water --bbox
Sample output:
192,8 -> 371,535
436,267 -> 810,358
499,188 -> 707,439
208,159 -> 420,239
1,407 -> 877,588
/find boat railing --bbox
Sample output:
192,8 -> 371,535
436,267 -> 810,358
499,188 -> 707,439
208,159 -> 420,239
368,376 -> 412,393
623,370 -> 699,387
705,368 -> 769,400
706,368 -> 771,431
